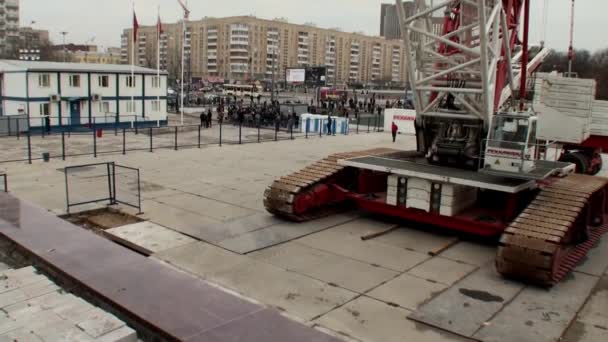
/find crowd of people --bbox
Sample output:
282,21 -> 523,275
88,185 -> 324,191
198,98 -> 300,132
193,91 -> 414,134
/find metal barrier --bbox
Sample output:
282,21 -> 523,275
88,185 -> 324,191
0,115 -> 384,164
64,162 -> 142,214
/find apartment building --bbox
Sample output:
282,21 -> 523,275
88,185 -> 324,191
0,0 -> 20,54
121,16 -> 407,86
72,48 -> 122,65
19,27 -> 49,49
380,3 -> 445,40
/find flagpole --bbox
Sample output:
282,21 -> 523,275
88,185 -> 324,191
157,5 -> 161,116
180,15 -> 185,126
131,1 -> 136,118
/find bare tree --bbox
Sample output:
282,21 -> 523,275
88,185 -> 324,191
540,49 -> 608,100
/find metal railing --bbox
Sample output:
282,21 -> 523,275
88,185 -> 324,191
0,116 -> 384,165
0,114 -> 162,137
480,139 -> 553,172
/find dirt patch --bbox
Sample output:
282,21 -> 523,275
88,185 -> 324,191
61,207 -> 143,235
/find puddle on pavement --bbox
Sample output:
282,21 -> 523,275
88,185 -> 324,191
458,288 -> 504,303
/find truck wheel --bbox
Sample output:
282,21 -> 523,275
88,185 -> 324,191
560,152 -> 589,174
590,153 -> 603,175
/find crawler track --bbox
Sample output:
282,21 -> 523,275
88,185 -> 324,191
263,148 -> 397,221
497,174 -> 608,286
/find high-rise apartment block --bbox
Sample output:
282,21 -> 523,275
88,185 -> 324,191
122,16 -> 407,86
0,0 -> 20,54
380,2 -> 416,40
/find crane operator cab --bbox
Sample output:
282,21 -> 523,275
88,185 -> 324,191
484,113 -> 538,175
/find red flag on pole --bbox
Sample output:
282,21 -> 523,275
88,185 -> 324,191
133,12 -> 139,42
157,15 -> 164,36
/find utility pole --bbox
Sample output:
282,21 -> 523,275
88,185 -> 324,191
60,31 -> 68,62
176,0 -> 190,125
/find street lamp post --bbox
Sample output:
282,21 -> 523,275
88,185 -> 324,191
270,46 -> 279,103
60,31 -> 68,62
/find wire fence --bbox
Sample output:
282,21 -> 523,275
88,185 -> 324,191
64,162 -> 141,214
0,116 -> 385,164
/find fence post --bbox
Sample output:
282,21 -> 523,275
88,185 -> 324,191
290,123 -> 293,140
27,130 -> 32,164
64,168 -> 69,213
107,163 -> 114,205
149,127 -> 153,152
174,126 -> 178,150
112,163 -> 117,206
239,121 -> 242,145
356,116 -> 360,134
16,119 -> 20,140
219,120 -> 223,147
333,119 -> 336,136
61,132 -> 66,161
367,117 -> 370,133
42,118 -> 45,139
275,123 -> 278,141
136,168 -> 142,214
122,129 -> 126,155
93,128 -> 97,158
319,119 -> 323,138
198,125 -> 201,148
306,118 -> 309,139
7,117 -> 10,136
374,115 -> 378,132
257,123 -> 261,143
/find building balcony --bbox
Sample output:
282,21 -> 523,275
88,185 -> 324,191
230,41 -> 249,46
230,55 -> 249,61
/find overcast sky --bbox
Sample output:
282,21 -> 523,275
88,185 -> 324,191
21,0 -> 604,52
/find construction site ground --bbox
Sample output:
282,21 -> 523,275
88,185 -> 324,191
0,131 -> 607,342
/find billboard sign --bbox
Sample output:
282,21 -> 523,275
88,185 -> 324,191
305,66 -> 327,86
286,68 -> 306,83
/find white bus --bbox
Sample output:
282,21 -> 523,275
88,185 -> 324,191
222,84 -> 260,98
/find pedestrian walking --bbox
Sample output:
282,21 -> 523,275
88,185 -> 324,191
200,111 -> 205,127
326,114 -> 332,135
207,108 -> 213,128
391,121 -> 398,143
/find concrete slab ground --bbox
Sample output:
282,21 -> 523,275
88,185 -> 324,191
410,265 -> 525,337
104,221 -> 196,255
474,272 -> 598,342
561,275 -> 608,342
315,296 -> 469,342
2,131 -> 607,342
0,266 -> 136,341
